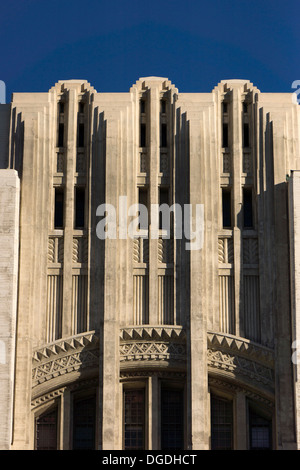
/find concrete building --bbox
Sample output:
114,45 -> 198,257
0,76 -> 300,450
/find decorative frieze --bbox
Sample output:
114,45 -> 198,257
32,332 -> 99,388
207,331 -> 274,390
133,238 -> 149,264
243,237 -> 258,265
158,238 -> 173,264
218,237 -> 234,264
48,236 -> 64,264
72,236 -> 88,264
119,327 -> 186,367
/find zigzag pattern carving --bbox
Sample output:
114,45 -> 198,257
32,331 -> 99,387
120,326 -> 186,342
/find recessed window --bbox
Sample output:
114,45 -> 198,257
222,188 -> 232,228
243,123 -> 250,148
222,102 -> 228,114
124,389 -> 145,450
243,187 -> 253,228
59,102 -> 64,114
222,123 -> 228,148
73,396 -> 96,450
161,389 -> 184,450
140,123 -> 146,147
75,187 -> 85,229
35,408 -> 58,450
57,123 -> 64,147
161,123 -> 167,148
161,99 -> 166,114
138,188 -> 148,230
54,188 -> 64,229
243,102 -> 248,114
78,123 -> 84,147
211,395 -> 233,450
249,407 -> 272,450
159,187 -> 169,229
140,99 -> 146,115
79,102 -> 85,114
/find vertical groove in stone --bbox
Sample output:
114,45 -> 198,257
46,274 -> 63,342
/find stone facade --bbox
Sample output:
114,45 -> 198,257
0,77 -> 299,450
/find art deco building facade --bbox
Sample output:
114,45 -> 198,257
0,77 -> 300,450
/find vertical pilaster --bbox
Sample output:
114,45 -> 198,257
62,89 -> 77,337
149,87 -> 159,324
0,170 -> 19,450
61,389 -> 71,450
232,87 -> 243,337
235,392 -> 247,449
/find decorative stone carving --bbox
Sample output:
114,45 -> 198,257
119,326 -> 186,367
158,238 -> 173,264
72,236 -> 88,263
32,332 -> 99,388
222,153 -> 231,173
207,331 -> 274,390
243,238 -> 258,264
133,238 -> 149,264
218,237 -> 234,264
48,236 -> 64,264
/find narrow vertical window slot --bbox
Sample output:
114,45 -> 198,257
140,99 -> 146,115
159,187 -> 169,230
243,187 -> 253,228
243,123 -> 250,148
78,123 -> 84,147
54,188 -> 64,229
222,188 -> 232,228
222,123 -> 228,148
58,123 -> 64,147
161,123 -> 167,148
140,123 -> 146,148
75,187 -> 85,229
138,187 -> 148,230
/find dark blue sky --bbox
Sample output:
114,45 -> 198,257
1,0 -> 299,101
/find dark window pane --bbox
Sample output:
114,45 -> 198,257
59,102 -> 64,114
140,99 -> 146,114
161,100 -> 166,114
54,188 -> 64,228
222,123 -> 228,148
35,409 -> 58,450
243,102 -> 248,114
243,123 -> 250,148
161,123 -> 167,147
161,389 -> 184,450
79,102 -> 85,114
222,189 -> 231,228
138,188 -> 148,230
243,188 -> 253,228
58,123 -> 64,147
211,395 -> 233,450
249,408 -> 272,450
75,187 -> 85,228
78,123 -> 84,147
124,389 -> 145,450
73,396 -> 96,450
140,123 -> 146,147
159,187 -> 169,229
222,102 -> 228,114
